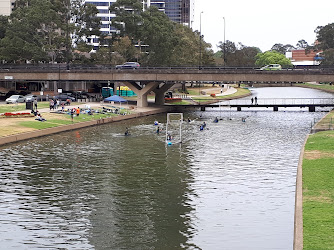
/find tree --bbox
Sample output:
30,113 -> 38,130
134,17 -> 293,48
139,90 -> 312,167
271,43 -> 295,54
255,51 -> 293,67
139,7 -> 178,66
315,23 -> 334,50
0,15 -> 8,40
170,25 -> 214,66
110,0 -> 143,39
0,0 -> 100,63
217,41 -> 260,66
320,48 -> 334,65
296,39 -> 308,49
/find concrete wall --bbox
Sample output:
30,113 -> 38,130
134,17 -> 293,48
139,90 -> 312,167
1,70 -> 334,83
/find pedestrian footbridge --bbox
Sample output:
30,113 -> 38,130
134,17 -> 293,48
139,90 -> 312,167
168,98 -> 334,112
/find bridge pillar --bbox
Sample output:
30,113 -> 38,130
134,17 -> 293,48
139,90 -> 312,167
53,81 -> 58,94
201,106 -> 205,111
123,82 -> 160,108
273,106 -> 278,111
237,107 -> 241,111
153,82 -> 175,105
309,106 -> 315,112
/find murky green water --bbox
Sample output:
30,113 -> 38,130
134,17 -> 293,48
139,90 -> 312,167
0,87 -> 333,249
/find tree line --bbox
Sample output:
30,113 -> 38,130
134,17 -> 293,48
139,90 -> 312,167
0,0 -> 215,66
0,0 -> 333,66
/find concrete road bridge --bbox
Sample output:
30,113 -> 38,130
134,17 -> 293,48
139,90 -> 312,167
1,65 -> 334,107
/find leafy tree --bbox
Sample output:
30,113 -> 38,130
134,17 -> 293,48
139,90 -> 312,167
255,51 -> 293,67
0,15 -> 8,40
0,0 -> 100,63
315,23 -> 334,50
139,7 -> 178,66
110,0 -> 143,39
112,36 -> 140,62
217,41 -> 260,66
171,25 -> 214,66
271,43 -> 295,54
320,48 -> 334,65
296,39 -> 308,49
0,0 -> 53,62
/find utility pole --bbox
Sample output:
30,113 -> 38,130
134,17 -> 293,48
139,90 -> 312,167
223,17 -> 226,66
199,11 -> 203,69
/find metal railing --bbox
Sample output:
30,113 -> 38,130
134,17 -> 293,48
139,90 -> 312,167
219,98 -> 334,106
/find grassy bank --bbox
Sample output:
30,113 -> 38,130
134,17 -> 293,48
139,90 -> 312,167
303,130 -> 334,249
0,104 -> 129,137
296,83 -> 334,93
0,102 -> 51,113
191,88 -> 251,103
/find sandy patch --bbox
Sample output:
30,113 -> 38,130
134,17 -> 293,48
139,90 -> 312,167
0,117 -> 36,136
304,150 -> 334,160
0,112 -> 71,137
303,190 -> 332,204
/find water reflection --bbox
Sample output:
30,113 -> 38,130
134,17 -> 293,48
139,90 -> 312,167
0,87 -> 333,249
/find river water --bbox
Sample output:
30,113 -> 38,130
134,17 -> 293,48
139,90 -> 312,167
0,87 -> 333,250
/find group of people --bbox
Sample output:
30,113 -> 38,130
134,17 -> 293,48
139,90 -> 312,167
49,99 -> 66,110
251,97 -> 258,105
70,107 -> 81,121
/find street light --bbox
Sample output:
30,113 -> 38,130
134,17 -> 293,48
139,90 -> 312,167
199,11 -> 204,70
223,17 -> 226,66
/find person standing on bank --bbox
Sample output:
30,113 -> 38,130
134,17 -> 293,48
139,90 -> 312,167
76,107 -> 80,117
33,99 -> 38,111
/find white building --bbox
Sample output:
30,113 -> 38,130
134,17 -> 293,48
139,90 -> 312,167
0,0 -> 15,16
84,0 -> 194,51
85,0 -> 118,51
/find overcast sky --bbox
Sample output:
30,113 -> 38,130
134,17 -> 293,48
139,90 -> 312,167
192,0 -> 334,52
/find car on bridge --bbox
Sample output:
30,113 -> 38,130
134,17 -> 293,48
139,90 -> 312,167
115,62 -> 140,69
260,64 -> 282,71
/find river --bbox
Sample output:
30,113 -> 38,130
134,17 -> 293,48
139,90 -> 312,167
0,87 -> 333,249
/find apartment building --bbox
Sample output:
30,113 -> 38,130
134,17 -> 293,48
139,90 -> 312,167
85,0 -> 194,51
0,0 -> 15,16
147,0 -> 194,27
84,0 -> 118,51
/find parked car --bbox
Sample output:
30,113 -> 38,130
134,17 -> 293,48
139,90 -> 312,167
6,95 -> 26,104
54,94 -> 76,102
260,64 -> 282,71
24,94 -> 38,102
116,62 -> 140,69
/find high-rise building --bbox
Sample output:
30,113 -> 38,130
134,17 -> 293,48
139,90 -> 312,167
84,0 -> 194,51
85,0 -> 118,51
0,0 -> 15,16
147,0 -> 194,27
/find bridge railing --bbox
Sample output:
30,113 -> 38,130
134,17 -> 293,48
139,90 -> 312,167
1,64 -> 334,73
219,98 -> 334,105
311,117 -> 334,132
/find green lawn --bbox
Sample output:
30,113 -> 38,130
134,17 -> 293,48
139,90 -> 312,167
192,88 -> 251,103
297,83 -> 334,93
303,130 -> 334,249
18,112 -> 120,130
0,102 -> 82,114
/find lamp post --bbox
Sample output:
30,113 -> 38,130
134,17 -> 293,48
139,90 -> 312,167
199,11 -> 203,70
223,17 -> 226,66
